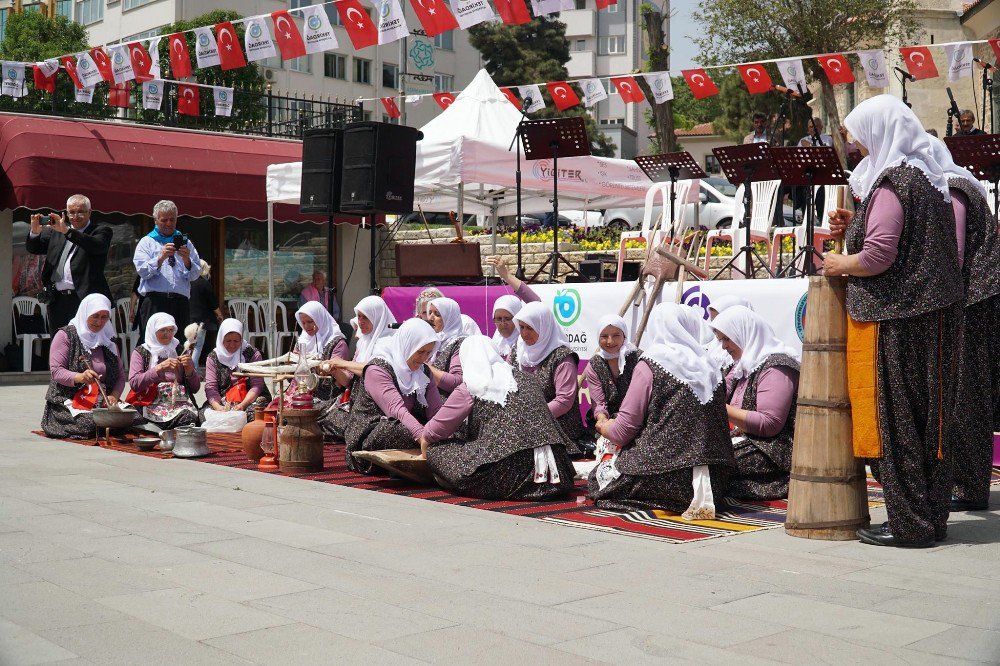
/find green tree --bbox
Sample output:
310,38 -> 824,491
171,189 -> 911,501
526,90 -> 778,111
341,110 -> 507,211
636,4 -> 674,154
669,75 -> 722,129
468,17 -> 616,157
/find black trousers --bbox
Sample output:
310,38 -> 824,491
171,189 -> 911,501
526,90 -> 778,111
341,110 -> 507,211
47,290 -> 80,332
137,292 -> 190,342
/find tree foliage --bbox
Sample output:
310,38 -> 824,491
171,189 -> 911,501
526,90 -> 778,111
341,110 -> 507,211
637,4 -> 674,154
468,17 -> 616,157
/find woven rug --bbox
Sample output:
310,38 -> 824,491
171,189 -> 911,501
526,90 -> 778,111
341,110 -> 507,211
30,430 -> 244,460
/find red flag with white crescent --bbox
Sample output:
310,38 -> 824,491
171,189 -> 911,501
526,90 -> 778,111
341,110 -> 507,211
494,0 -> 531,25
71,382 -> 100,411
168,32 -> 193,78
817,53 -> 855,85
89,47 -> 113,82
33,65 -> 56,93
59,56 -> 83,89
215,22 -> 247,71
595,0 -> 616,9
108,81 -> 131,108
681,68 -> 718,99
409,0 -> 459,38
546,81 -> 580,111
610,76 -> 644,103
270,10 -> 307,60
990,39 -> 1000,63
127,42 -> 155,83
381,97 -> 401,119
500,87 -> 521,110
899,46 -> 939,80
335,0 -> 379,50
433,92 -> 456,109
178,83 -> 200,116
737,63 -> 772,94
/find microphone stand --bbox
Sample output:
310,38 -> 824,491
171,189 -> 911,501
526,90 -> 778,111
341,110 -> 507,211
982,65 -> 994,134
508,97 -> 532,281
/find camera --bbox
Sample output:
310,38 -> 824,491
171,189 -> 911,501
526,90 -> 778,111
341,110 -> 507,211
172,232 -> 188,247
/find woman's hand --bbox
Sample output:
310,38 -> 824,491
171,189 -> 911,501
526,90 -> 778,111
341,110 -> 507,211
210,401 -> 227,412
485,255 -> 511,279
106,394 -> 120,409
155,358 -> 177,374
417,437 -> 429,459
596,417 -> 614,439
180,353 -> 196,375
74,369 -> 100,385
827,208 -> 854,239
823,252 -> 850,276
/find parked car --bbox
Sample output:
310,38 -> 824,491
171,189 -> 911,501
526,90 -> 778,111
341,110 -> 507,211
399,211 -> 477,226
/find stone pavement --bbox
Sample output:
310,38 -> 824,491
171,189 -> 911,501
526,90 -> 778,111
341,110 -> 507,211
1,383 -> 998,665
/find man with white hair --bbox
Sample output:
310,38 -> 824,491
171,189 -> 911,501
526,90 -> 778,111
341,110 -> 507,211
132,199 -> 201,339
26,194 -> 113,330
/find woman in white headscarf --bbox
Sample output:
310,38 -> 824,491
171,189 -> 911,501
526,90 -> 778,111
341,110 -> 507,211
710,306 -> 800,501
460,314 -> 482,337
201,318 -> 270,421
824,94 -> 964,548
344,318 -> 443,474
512,302 -> 589,457
288,300 -> 348,403
582,315 -> 641,436
682,304 -> 734,372
418,335 -> 574,499
589,303 -> 733,516
424,296 -> 468,397
707,295 -> 753,320
486,254 -> 541,358
127,312 -> 200,430
41,294 -> 132,438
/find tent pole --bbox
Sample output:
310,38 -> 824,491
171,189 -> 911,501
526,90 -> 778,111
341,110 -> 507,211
267,202 -> 275,360
369,218 -> 378,294
327,214 -> 336,321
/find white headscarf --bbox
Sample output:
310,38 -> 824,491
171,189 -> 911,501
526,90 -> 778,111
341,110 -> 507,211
926,135 -> 989,198
460,334 -> 518,406
142,312 -> 179,360
512,301 -> 568,370
429,297 -> 465,348
595,314 -> 637,369
295,300 -> 344,358
70,294 -> 117,355
844,94 -> 950,202
491,294 -> 523,356
374,318 -> 438,406
214,318 -> 248,369
682,304 -> 733,371
461,314 -> 483,337
354,295 -> 396,364
414,287 -> 444,318
708,295 -> 753,315
710,306 -> 800,381
641,303 -> 723,404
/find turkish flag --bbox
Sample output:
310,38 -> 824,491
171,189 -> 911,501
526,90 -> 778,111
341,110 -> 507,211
410,0 -> 458,37
89,47 -> 113,82
611,76 -> 644,103
596,0 -> 616,8
71,382 -> 100,411
494,0 -> 531,25
59,56 -> 83,89
500,87 -> 521,110
737,63 -> 773,94
546,81 -> 580,111
108,81 -> 131,108
381,97 -> 401,119
989,39 -> 1000,63
270,10 -> 306,60
433,92 -> 456,109
215,22 -> 247,71
817,54 -> 854,85
900,46 -> 939,80
168,32 -> 193,78
681,68 -> 719,99
336,0 -> 379,50
127,42 -> 155,83
33,66 -> 56,93
178,83 -> 200,116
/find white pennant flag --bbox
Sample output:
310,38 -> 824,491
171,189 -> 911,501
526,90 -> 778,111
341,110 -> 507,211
1,62 -> 25,98
643,72 -> 673,104
213,86 -> 234,116
857,49 -> 889,88
300,5 -> 339,54
147,37 -> 162,79
75,86 -> 95,103
36,59 -> 59,78
142,79 -> 164,110
107,44 -> 135,84
945,42 -> 973,82
193,26 -> 221,69
376,0 -> 409,46
405,94 -> 423,106
517,84 -> 545,113
450,0 -> 495,29
579,78 -> 607,107
244,15 -> 277,62
530,0 -> 573,16
75,51 -> 104,88
776,58 -> 808,94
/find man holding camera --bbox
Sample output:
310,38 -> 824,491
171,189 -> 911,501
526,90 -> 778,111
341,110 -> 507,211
133,200 -> 201,340
26,194 -> 113,331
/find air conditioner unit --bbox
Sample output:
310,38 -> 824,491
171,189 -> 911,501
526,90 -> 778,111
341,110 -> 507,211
263,68 -> 277,82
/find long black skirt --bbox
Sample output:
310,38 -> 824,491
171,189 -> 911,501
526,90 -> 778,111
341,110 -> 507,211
345,418 -> 416,474
428,444 -> 574,500
729,439 -> 789,501
588,464 -> 729,513
40,402 -> 138,440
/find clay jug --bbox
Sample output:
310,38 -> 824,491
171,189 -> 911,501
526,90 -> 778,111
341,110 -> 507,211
241,407 -> 267,462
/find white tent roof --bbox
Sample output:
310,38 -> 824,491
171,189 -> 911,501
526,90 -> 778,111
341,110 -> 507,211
265,69 -> 651,215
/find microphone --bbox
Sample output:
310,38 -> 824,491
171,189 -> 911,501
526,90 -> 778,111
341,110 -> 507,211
973,57 -> 996,71
773,85 -> 801,98
893,66 -> 916,82
946,86 -> 961,118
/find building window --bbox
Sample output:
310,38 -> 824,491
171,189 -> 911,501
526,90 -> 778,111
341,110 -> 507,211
606,1 -> 618,11
124,0 -> 155,9
291,0 -> 312,7
56,0 -> 72,18
598,36 -> 626,55
122,28 -> 160,42
324,53 -> 346,80
382,63 -> 398,89
603,117 -> 624,125
354,58 -> 371,84
705,155 -> 721,174
382,114 -> 399,124
574,0 -> 586,8
575,39 -> 586,51
290,55 -> 311,73
224,220 -> 329,301
77,0 -> 103,25
325,4 -> 342,25
362,110 -> 372,121
434,31 -> 453,50
434,73 -> 454,93
0,9 -> 7,42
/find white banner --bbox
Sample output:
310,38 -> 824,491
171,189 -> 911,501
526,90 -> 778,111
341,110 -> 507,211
142,80 -> 164,110
1,62 -> 25,98
107,44 -> 135,84
858,49 -> 889,88
405,94 -> 424,106
450,0 -> 495,29
643,72 -> 673,104
147,37 -> 162,79
75,86 -> 95,103
300,5 -> 339,54
517,84 -> 545,113
945,42 -> 972,82
244,15 -> 277,62
530,0 -> 573,17
580,78 -> 607,107
213,86 -> 234,116
36,59 -> 59,78
193,26 -> 221,69
376,0 -> 409,45
75,52 -> 103,88
776,58 -> 808,93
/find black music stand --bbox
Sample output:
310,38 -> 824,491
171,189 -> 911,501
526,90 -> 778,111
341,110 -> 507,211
769,146 -> 848,277
711,144 -> 780,279
635,152 -> 707,239
521,117 -> 591,283
944,134 -> 1000,223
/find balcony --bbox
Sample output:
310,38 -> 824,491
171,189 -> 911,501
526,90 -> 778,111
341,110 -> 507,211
567,51 -> 596,78
561,9 -> 596,37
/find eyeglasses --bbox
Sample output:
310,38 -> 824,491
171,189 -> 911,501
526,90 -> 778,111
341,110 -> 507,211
493,316 -> 514,324
67,210 -> 88,217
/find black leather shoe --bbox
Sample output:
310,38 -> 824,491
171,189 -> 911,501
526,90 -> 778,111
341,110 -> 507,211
950,498 -> 989,512
857,523 -> 934,548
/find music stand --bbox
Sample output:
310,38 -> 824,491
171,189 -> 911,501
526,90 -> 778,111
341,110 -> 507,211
635,152 -> 707,239
711,143 -> 780,279
944,134 -> 1000,223
521,117 -> 591,283
769,146 -> 848,277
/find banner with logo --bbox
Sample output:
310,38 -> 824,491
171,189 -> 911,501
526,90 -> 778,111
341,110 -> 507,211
142,80 -> 164,110
0,62 -> 25,98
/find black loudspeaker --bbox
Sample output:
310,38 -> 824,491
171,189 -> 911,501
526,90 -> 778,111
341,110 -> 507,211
299,128 -> 343,214
620,261 -> 641,282
340,121 -> 421,215
579,260 -> 603,282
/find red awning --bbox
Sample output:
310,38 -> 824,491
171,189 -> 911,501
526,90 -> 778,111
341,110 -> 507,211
0,113 -> 354,223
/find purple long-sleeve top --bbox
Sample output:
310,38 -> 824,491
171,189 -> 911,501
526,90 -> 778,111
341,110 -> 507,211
515,282 -> 541,303
435,350 -> 464,393
952,188 -> 968,270
422,383 -> 474,443
608,362 -> 653,444
49,330 -> 126,396
364,365 -> 443,439
728,366 -> 798,438
523,356 -> 578,418
205,349 -> 265,406
128,348 -> 201,395
583,361 -> 613,419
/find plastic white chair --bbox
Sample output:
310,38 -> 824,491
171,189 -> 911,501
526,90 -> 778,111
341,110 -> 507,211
12,296 -> 50,372
704,180 -> 779,272
259,299 -> 295,356
616,181 -> 693,281
771,184 -> 841,273
114,297 -> 136,358
228,298 -> 269,355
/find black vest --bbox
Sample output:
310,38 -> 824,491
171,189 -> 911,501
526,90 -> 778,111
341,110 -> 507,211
45,326 -> 121,405
344,358 -> 429,450
730,353 -> 799,471
587,348 -> 642,418
950,177 -> 1000,307
511,344 -> 587,442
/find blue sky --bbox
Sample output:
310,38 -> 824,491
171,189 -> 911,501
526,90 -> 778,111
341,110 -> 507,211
669,2 -> 699,70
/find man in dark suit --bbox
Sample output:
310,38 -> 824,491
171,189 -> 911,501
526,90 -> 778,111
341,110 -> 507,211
25,194 -> 112,331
